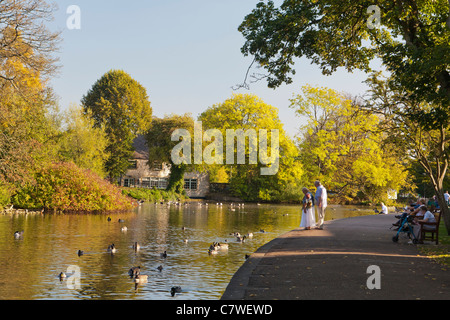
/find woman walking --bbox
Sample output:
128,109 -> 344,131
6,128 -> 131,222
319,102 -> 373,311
300,187 -> 316,230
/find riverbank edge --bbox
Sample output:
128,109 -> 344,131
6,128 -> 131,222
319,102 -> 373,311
219,228 -> 286,300
1,207 -> 44,215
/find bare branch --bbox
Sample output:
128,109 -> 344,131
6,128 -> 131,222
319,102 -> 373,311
231,57 -> 270,90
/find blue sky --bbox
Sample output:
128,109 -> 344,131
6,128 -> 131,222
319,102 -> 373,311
50,0 -> 372,138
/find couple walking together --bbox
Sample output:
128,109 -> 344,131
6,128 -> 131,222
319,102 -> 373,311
300,181 -> 327,230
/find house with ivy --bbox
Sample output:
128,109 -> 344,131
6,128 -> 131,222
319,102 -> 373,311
119,136 -> 209,198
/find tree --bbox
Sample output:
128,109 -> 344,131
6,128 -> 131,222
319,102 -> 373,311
58,105 -> 109,178
0,0 -> 60,90
81,70 -> 152,180
0,12 -> 59,206
291,85 -> 411,203
199,94 -> 304,202
364,73 -> 450,233
239,1 -> 449,112
146,114 -> 195,194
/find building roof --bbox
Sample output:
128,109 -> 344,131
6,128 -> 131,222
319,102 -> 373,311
132,135 -> 149,160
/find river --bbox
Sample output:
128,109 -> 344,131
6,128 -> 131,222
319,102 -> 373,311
0,203 -> 376,300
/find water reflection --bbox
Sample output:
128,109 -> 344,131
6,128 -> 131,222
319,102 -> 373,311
0,204 -> 375,300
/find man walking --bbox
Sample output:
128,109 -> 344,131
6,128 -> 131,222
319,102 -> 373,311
314,180 -> 327,230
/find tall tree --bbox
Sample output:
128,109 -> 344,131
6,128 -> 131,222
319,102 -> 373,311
0,0 -> 60,206
364,73 -> 450,233
0,0 -> 60,90
239,1 -> 449,111
200,94 -> 303,202
291,85 -> 411,203
81,70 -> 152,180
58,105 -> 109,178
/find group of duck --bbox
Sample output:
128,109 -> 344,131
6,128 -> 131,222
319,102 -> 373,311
207,231 -> 258,256
127,265 -> 180,295
14,214 -> 264,297
56,217 -> 182,297
58,251 -> 181,296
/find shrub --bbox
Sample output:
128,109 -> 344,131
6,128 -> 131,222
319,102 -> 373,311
122,187 -> 186,202
12,162 -> 134,212
0,184 -> 12,207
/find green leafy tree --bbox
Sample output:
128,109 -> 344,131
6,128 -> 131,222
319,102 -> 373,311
58,104 -> 109,178
291,85 -> 411,203
239,0 -> 449,113
0,19 -> 60,206
239,0 -> 450,218
81,70 -> 152,180
200,94 -> 304,202
364,73 -> 450,233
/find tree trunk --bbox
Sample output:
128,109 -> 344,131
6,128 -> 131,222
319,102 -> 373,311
433,185 -> 450,236
418,153 -> 449,235
417,123 -> 449,235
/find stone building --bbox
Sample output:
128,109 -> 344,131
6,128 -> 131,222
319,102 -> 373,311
118,135 -> 210,198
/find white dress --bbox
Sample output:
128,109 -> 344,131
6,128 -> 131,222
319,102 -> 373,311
300,206 -> 316,228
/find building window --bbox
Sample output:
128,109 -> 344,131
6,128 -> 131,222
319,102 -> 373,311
141,178 -> 150,188
141,177 -> 168,189
124,178 -> 135,187
128,160 -> 137,169
184,179 -> 198,190
159,178 -> 168,190
152,161 -> 163,171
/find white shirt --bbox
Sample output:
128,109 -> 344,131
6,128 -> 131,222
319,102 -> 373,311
381,204 -> 388,214
423,211 -> 436,223
315,185 -> 327,208
421,211 -> 437,230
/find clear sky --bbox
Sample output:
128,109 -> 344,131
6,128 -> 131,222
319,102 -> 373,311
50,0 -> 372,138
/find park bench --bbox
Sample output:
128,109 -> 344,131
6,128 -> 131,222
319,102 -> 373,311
419,210 -> 441,245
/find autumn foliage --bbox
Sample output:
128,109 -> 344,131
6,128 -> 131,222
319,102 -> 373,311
13,162 -> 134,213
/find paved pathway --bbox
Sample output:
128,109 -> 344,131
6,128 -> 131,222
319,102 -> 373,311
221,214 -> 450,300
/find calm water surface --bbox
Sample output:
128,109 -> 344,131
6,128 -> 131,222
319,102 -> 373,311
0,203 -> 375,300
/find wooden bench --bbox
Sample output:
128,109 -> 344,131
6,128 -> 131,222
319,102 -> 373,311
419,210 -> 441,244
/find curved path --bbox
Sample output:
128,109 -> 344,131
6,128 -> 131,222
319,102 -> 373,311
221,214 -> 450,300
